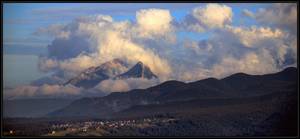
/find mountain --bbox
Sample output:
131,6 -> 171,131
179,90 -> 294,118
31,70 -> 67,86
4,98 -> 74,118
65,59 -> 129,88
48,67 -> 297,119
115,61 -> 158,79
31,75 -> 65,86
64,60 -> 157,89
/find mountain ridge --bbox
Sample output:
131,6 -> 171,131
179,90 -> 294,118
48,67 -> 298,118
115,61 -> 158,79
64,59 -> 157,89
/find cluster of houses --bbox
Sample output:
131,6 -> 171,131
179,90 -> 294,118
50,117 -> 177,134
6,117 -> 178,136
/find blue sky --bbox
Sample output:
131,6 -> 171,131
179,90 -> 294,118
2,3 -> 279,88
3,3 -> 265,47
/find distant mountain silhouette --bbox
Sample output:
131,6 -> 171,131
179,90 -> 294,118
64,60 -> 157,89
48,67 -> 298,118
115,61 -> 157,79
4,98 -> 74,118
64,59 -> 129,88
31,76 -> 65,86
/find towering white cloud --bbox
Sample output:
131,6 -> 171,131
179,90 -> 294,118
6,4 -> 297,99
36,13 -> 172,80
97,30 -> 172,80
36,4 -> 296,83
136,8 -> 173,38
182,4 -> 233,32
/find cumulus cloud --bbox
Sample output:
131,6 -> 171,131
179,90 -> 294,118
38,57 -> 59,72
97,30 -> 172,80
37,13 -> 172,81
8,4 -> 297,99
58,54 -> 99,75
47,36 -> 92,60
182,4 -> 233,32
253,3 -> 297,63
176,24 -> 296,81
221,26 -> 285,48
135,8 -> 174,38
211,50 -> 278,78
34,24 -> 70,39
221,26 -> 295,65
30,5 -> 299,81
255,3 -> 297,35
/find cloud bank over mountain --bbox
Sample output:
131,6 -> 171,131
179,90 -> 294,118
4,3 -> 297,99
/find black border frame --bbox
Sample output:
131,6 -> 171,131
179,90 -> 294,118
1,0 -> 299,138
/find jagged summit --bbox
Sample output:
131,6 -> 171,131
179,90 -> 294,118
115,61 -> 158,79
65,58 -> 129,88
64,60 -> 158,89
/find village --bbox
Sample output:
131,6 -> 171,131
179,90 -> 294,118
47,117 -> 178,136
